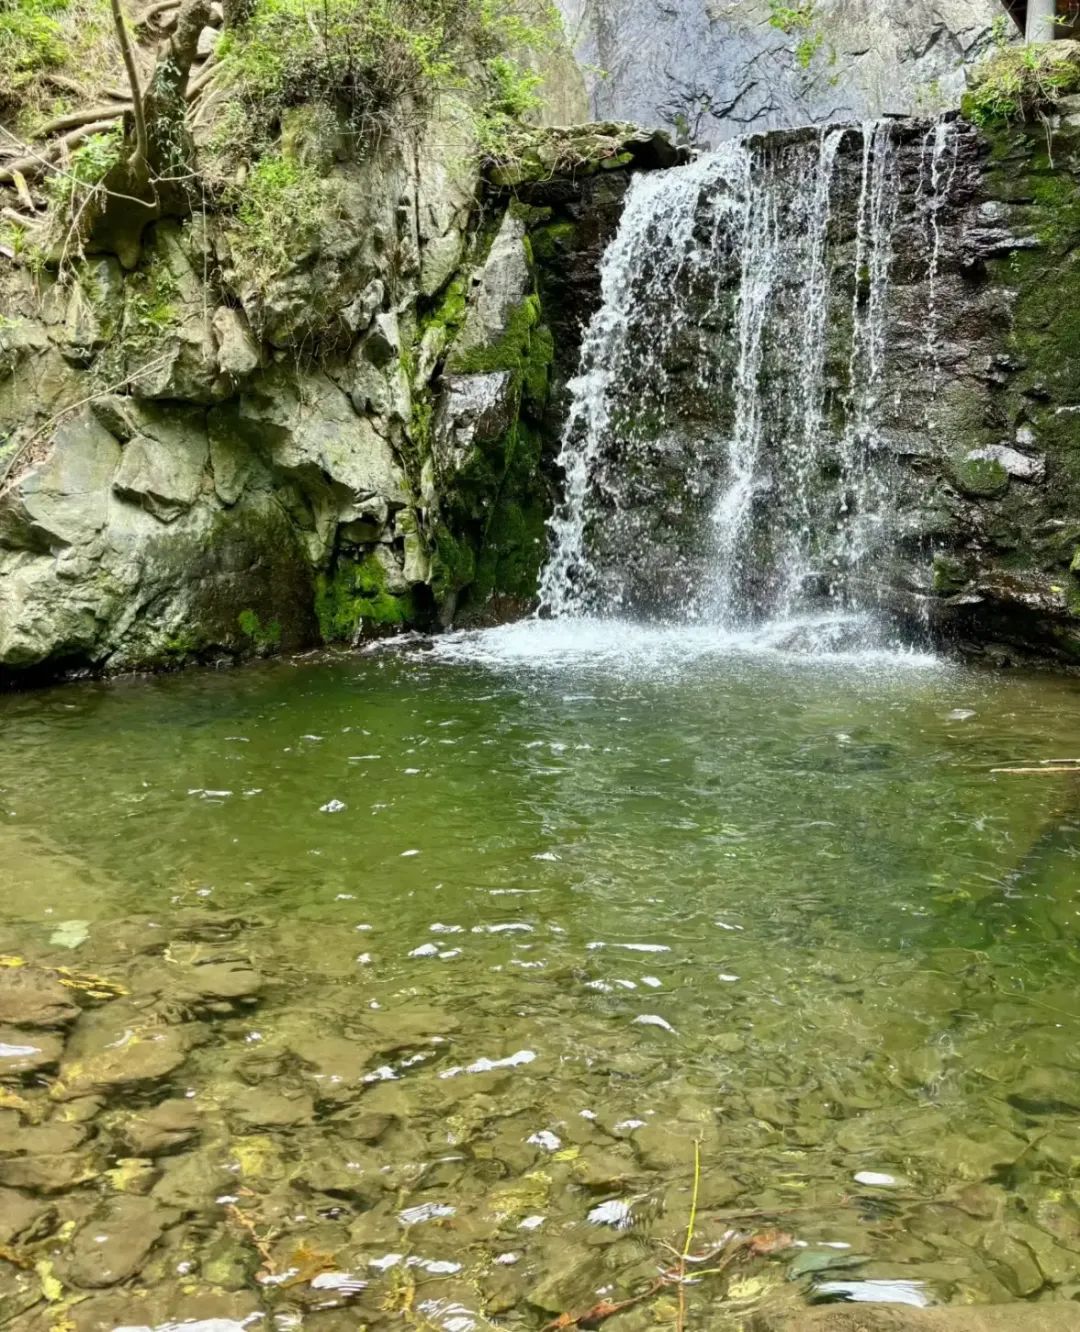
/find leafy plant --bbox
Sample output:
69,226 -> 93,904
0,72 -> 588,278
226,150 -> 338,284
0,0 -> 71,97
963,42 -> 1080,127
767,0 -> 815,34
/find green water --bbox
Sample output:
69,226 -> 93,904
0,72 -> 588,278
4,623 -> 1080,1328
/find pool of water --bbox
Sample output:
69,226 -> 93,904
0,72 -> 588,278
3,621 -> 1080,1330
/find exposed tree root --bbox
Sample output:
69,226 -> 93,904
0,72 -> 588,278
36,105 -> 131,137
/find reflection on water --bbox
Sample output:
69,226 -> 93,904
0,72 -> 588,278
2,625 -> 1080,1328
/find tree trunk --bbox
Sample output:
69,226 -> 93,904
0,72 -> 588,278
1026,0 -> 1057,42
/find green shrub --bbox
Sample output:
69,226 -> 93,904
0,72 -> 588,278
226,151 -> 337,283
963,43 -> 1080,127
0,0 -> 70,98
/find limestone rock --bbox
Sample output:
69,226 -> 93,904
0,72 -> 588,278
230,366 -> 408,505
415,98 -> 481,297
211,306 -> 261,381
0,411 -> 120,554
556,0 -> 1011,139
433,373 -> 517,479
113,423 -> 209,523
447,214 -> 531,370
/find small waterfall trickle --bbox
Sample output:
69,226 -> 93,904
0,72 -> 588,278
539,120 -> 958,645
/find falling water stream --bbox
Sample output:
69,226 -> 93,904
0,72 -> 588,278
539,120 -> 950,650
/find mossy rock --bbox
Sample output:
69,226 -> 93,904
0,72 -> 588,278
315,553 -> 415,642
949,452 -> 1010,498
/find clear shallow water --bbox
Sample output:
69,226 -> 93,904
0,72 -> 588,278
4,624 -> 1080,1327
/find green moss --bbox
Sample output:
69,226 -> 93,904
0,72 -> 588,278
420,277 -> 468,339
237,608 -> 282,650
949,453 -> 1009,498
315,554 -> 414,641
160,629 -> 202,660
529,220 -> 576,264
450,293 -> 541,376
931,553 -> 970,595
430,528 -> 477,600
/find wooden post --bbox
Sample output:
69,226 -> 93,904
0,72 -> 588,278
1026,0 -> 1057,41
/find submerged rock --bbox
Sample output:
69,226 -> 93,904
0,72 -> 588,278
64,1195 -> 171,1288
755,1303 -> 1080,1331
0,967 -> 79,1029
55,1006 -> 193,1099
0,1026 -> 64,1077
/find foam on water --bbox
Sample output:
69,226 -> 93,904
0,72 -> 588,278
430,613 -> 941,675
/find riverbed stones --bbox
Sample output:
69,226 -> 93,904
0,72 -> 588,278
55,1006 -> 193,1099
64,1195 -> 172,1287
0,1186 -> 55,1244
0,966 -> 79,1029
0,1026 -> 64,1077
755,1304 -> 1080,1332
123,1098 -> 201,1156
232,1086 -> 315,1129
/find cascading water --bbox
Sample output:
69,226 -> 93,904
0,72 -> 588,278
539,120 -> 955,651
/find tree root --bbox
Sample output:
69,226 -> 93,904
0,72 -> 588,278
0,120 -> 123,184
36,105 -> 130,137
136,0 -> 181,25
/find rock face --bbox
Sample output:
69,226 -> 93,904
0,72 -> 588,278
0,122 -> 659,680
556,0 -> 1012,139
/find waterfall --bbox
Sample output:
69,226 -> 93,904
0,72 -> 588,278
539,120 -> 952,636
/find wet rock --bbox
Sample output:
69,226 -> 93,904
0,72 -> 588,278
0,1150 -> 98,1192
326,1105 -> 395,1143
103,1157 -> 161,1195
293,1139 -> 384,1205
755,1307 -> 1080,1331
232,1087 -> 315,1129
60,1286 -> 263,1332
0,1026 -> 64,1077
0,1186 -> 55,1244
0,1110 -> 86,1156
981,1224 -> 1045,1297
55,1005 -> 193,1099
525,1246 -> 604,1314
64,1195 -> 171,1288
0,967 -> 79,1029
151,1147 -> 233,1211
571,1146 -> 638,1191
124,1098 -> 201,1156
200,1232 -> 256,1290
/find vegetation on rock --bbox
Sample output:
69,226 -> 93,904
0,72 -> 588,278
962,40 -> 1080,126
